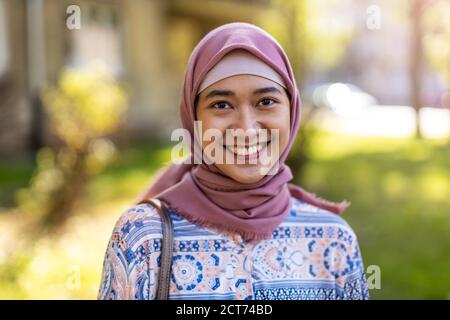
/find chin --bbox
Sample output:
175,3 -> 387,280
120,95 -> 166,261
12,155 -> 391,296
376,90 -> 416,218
223,165 -> 265,184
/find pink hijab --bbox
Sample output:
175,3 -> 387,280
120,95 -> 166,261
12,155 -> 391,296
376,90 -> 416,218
136,22 -> 350,242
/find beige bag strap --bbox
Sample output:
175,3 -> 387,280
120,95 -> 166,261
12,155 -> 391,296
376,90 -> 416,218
137,198 -> 173,300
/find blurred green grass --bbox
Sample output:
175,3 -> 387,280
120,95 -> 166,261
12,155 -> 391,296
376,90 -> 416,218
0,158 -> 34,208
297,131 -> 450,299
0,134 -> 449,299
0,141 -> 172,299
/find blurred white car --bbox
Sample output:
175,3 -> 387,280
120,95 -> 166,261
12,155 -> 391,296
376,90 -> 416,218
309,82 -> 378,116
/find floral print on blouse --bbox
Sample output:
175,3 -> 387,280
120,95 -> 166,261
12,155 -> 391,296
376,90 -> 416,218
98,197 -> 370,300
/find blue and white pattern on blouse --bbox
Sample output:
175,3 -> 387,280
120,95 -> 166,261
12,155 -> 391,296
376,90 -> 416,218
98,197 -> 370,300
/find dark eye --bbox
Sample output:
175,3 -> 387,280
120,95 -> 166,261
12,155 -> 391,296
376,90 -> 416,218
212,101 -> 231,109
258,98 -> 276,107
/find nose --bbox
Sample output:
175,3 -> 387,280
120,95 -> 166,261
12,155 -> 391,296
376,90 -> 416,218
229,106 -> 261,144
234,106 -> 260,131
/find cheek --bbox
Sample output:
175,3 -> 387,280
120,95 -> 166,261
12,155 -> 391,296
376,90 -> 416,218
282,107 -> 291,146
197,114 -> 227,147
281,117 -> 291,148
268,108 -> 291,149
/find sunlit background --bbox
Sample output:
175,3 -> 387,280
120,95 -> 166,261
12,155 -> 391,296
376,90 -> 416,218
0,0 -> 449,299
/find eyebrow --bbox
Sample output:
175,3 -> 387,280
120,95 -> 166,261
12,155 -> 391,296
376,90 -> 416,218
253,86 -> 283,95
204,86 -> 283,101
204,89 -> 235,100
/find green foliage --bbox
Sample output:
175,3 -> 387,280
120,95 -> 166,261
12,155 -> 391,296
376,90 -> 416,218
293,131 -> 450,299
1,132 -> 449,299
43,67 -> 127,150
260,0 -> 354,78
16,67 -> 127,231
423,0 -> 450,85
0,143 -> 171,299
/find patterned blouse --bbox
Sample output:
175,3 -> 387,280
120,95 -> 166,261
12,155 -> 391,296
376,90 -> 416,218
98,197 -> 370,300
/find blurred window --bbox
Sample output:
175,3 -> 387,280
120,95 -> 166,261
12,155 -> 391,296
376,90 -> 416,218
67,3 -> 123,77
0,0 -> 9,77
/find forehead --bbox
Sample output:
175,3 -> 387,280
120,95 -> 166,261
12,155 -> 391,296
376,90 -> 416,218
205,74 -> 282,91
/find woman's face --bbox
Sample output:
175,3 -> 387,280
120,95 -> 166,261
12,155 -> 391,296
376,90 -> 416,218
195,74 -> 291,184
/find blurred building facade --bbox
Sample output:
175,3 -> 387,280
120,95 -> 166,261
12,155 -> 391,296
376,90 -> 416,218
1,0 -> 448,156
306,0 -> 448,108
0,0 -> 269,156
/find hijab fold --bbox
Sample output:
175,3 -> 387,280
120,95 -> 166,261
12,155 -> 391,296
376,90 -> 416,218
136,23 -> 350,242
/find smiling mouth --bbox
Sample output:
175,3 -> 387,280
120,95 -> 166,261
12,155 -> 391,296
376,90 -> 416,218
224,141 -> 270,157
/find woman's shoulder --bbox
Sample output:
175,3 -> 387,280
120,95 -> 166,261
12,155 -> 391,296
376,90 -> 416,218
285,196 -> 358,238
110,202 -> 164,248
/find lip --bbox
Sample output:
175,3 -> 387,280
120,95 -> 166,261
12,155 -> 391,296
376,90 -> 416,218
223,141 -> 271,162
224,141 -> 270,148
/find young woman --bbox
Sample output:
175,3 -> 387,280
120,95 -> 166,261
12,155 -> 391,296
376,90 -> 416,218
98,22 -> 369,300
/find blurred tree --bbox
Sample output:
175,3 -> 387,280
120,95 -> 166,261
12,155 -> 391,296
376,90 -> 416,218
410,0 -> 450,138
16,66 -> 127,233
260,0 -> 354,87
410,0 -> 426,139
422,0 -> 450,86
259,0 -> 354,178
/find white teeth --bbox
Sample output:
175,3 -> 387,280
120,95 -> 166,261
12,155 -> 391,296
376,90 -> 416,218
226,142 -> 267,156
